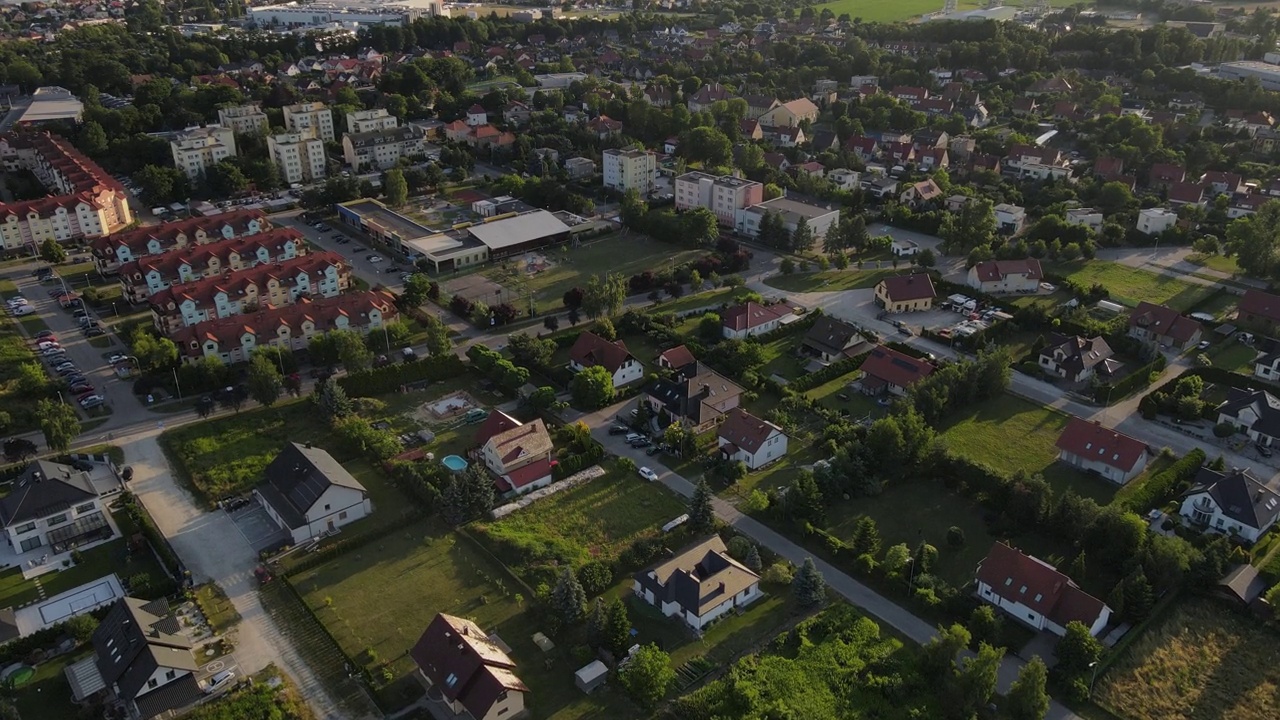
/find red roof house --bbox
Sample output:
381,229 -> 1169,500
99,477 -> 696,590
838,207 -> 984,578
975,542 -> 1112,636
1055,417 -> 1150,484
410,614 -> 528,719
856,345 -> 934,396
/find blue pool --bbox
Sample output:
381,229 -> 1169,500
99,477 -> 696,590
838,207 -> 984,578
442,455 -> 468,472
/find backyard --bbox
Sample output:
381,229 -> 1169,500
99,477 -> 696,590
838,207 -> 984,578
1095,597 -> 1280,720
1050,261 -> 1215,311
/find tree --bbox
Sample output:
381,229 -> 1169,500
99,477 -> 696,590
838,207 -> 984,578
679,126 -> 733,167
40,238 -> 67,264
205,160 -> 248,197
921,623 -> 971,680
508,333 -> 556,368
133,165 -> 188,205
744,544 -> 762,572
1006,656 -> 1051,720
316,380 -> 353,420
790,216 -> 814,252
131,329 -> 178,371
462,465 -> 495,519
592,317 -> 617,341
1054,621 -> 1103,681
571,365 -> 615,410
689,479 -> 715,532
698,312 -> 723,342
581,273 -> 626,319
969,605 -> 1001,645
784,471 -> 825,526
619,644 -> 675,710
401,273 -> 432,307
14,361 -> 49,396
246,352 -> 283,408
37,398 -> 80,451
603,598 -> 631,657
424,318 -> 452,357
440,475 -> 468,525
1228,200 -> 1280,277
551,567 -> 587,623
78,121 -> 108,156
586,597 -> 607,650
940,197 -> 996,253
791,557 -> 826,607
850,516 -> 882,558
955,643 -> 1006,715
384,168 -> 408,207
333,329 -> 373,372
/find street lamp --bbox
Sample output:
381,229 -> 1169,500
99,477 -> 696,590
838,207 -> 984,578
1088,661 -> 1100,697
905,556 -> 915,596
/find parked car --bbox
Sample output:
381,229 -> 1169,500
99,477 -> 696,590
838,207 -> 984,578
1197,340 -> 1211,350
608,425 -> 629,435
36,330 -> 56,340
1258,444 -> 1274,458
78,394 -> 105,408
205,670 -> 235,694
367,255 -> 383,263
629,437 -> 651,448
624,433 -> 643,444
85,327 -> 106,338
638,467 -> 659,482
69,383 -> 94,395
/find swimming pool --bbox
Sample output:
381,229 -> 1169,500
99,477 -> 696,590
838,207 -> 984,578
442,455 -> 468,472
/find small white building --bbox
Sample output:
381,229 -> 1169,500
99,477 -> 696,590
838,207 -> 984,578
1180,467 -> 1280,544
993,203 -> 1027,235
828,168 -> 860,191
975,542 -> 1111,637
1136,207 -> 1178,235
966,259 -> 1043,294
717,408 -> 788,470
1065,207 -> 1104,232
720,301 -> 789,340
255,442 -> 371,544
633,536 -> 762,631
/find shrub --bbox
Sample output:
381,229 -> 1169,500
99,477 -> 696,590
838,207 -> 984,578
577,562 -> 614,597
946,526 -> 966,547
762,561 -> 795,585
1213,422 -> 1236,438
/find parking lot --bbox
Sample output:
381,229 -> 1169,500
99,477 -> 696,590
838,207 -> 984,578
227,502 -> 291,553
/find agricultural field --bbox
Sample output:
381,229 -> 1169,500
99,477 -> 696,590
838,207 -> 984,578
1050,260 -> 1215,311
1096,598 -> 1280,720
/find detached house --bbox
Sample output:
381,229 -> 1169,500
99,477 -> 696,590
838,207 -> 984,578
1055,417 -> 1149,485
1037,334 -> 1116,383
975,542 -> 1111,637
899,179 -> 943,208
1216,388 -> 1280,448
410,613 -> 528,720
721,301 -> 789,339
1253,352 -> 1280,382
1180,467 -> 1280,544
966,259 -> 1043,294
567,331 -> 643,387
633,536 -> 762,631
0,460 -> 110,556
644,362 -> 744,431
476,412 -> 555,496
855,344 -> 934,396
802,316 -> 865,362
874,274 -> 936,313
1127,302 -> 1203,351
255,443 -> 371,544
717,408 -> 788,470
1238,289 -> 1280,331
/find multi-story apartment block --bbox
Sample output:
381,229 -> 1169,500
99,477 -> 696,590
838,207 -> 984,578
283,101 -> 336,142
602,148 -> 657,196
171,291 -> 397,364
345,108 -> 398,134
674,171 -> 764,225
149,250 -> 350,333
170,126 -> 237,180
216,104 -> 270,135
342,126 -> 424,171
90,210 -> 270,274
0,131 -> 133,251
118,227 -> 306,303
268,130 -> 328,184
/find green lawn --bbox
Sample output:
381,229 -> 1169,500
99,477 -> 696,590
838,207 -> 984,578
12,649 -> 88,720
647,285 -> 758,315
1050,261 -> 1215,311
939,394 -> 1117,504
764,267 -> 897,293
623,585 -> 797,668
1208,341 -> 1258,374
804,372 -> 885,422
194,582 -> 241,633
471,470 -> 688,588
1186,252 -> 1240,275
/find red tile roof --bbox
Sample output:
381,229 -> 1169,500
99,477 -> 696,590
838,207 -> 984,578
1128,302 -> 1202,345
171,291 -> 396,356
410,614 -> 527,720
92,210 -> 270,257
473,409 -> 520,446
120,228 -> 306,283
0,131 -> 125,222
1168,181 -> 1204,204
658,345 -> 696,369
1240,289 -> 1280,323
859,344 -> 934,390
496,457 -> 553,492
971,259 -> 1043,283
877,274 -> 936,302
569,331 -> 634,373
1055,417 -> 1147,472
716,408 -> 782,455
148,250 -> 348,314
1148,163 -> 1186,185
976,542 -> 1107,630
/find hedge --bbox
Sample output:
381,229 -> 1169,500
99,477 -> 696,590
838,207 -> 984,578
787,353 -> 867,393
338,353 -> 467,397
1114,448 -> 1207,513
1094,353 -> 1166,404
1147,366 -> 1279,400
120,493 -> 183,580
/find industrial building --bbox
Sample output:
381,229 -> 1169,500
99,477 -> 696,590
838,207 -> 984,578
1218,61 -> 1280,92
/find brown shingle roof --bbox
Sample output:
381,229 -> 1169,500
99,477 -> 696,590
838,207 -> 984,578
721,301 -> 788,332
877,274 -> 936,302
568,331 -> 635,373
716,408 -> 782,455
1128,302 -> 1202,345
1240,289 -> 1280,323
971,259 -> 1043,283
859,345 -> 934,390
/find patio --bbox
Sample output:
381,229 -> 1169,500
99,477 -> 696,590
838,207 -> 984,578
0,511 -> 121,580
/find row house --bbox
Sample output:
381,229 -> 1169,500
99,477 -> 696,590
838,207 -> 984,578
90,210 -> 269,274
171,291 -> 397,365
119,228 -> 307,303
149,251 -> 349,333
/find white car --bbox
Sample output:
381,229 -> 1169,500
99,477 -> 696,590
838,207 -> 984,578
367,255 -> 383,263
78,394 -> 105,407
204,670 -> 235,694
108,354 -> 126,364
638,467 -> 659,482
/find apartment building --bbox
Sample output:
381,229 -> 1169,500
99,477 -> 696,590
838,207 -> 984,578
735,195 -> 839,241
216,104 -> 270,135
90,210 -> 270,274
602,148 -> 657,195
170,126 -> 237,180
342,126 -> 424,171
283,101 -> 336,141
267,130 -> 328,184
345,108 -> 398,134
0,131 -> 133,251
674,172 -> 764,225
118,227 -> 307,303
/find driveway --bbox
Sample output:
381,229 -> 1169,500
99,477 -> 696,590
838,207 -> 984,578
227,503 -> 291,553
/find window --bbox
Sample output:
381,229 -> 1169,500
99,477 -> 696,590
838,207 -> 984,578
445,673 -> 458,688
75,502 -> 96,514
19,536 -> 41,552
324,504 -> 331,511
14,522 -> 35,534
166,670 -> 176,680
339,511 -> 348,520
47,514 -> 68,527
148,679 -> 158,689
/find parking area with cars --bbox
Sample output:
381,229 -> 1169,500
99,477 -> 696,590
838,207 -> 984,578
278,213 -> 411,292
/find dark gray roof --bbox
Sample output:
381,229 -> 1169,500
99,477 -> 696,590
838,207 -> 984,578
1218,388 -> 1280,441
803,316 -> 861,357
93,598 -> 196,702
1183,467 -> 1280,531
0,608 -> 17,645
0,460 -> 97,527
633,536 -> 759,617
1219,563 -> 1267,604
133,674 -> 203,720
1038,333 -> 1113,378
644,363 -> 744,425
258,443 -> 365,530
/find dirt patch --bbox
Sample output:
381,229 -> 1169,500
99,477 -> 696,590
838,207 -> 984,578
410,391 -> 481,423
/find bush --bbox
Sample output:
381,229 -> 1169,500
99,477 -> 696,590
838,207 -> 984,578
577,562 -> 613,597
1213,422 -> 1236,438
1115,448 -> 1207,512
338,354 -> 466,397
762,561 -> 795,585
946,526 -> 966,547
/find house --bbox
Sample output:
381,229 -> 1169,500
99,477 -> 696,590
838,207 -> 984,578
1254,352 -> 1280,382
1127,302 -> 1203,351
758,98 -> 819,128
1026,77 -> 1074,96
1136,208 -> 1178,236
1147,163 -> 1186,188
632,536 -> 762,631
721,301 -> 789,340
1055,417 -> 1149,485
1167,182 -> 1205,207
567,331 -> 643,387
967,259 -> 1043,294
65,598 -> 201,720
874,274 -> 936,313
828,168 -> 860,191
1217,387 -> 1280,448
0,460 -> 109,556
975,542 -> 1111,637
1238,289 -> 1280,331
856,345 -> 933,396
1038,334 -> 1117,383
716,408 -> 788,470
478,415 -> 555,496
657,345 -> 697,373
1201,170 -> 1244,196
993,203 -> 1026,235
1180,467 -> 1280,544
899,179 -> 943,208
255,443 -> 371,545
1065,207 -> 1104,233
644,363 -> 744,431
802,316 -> 864,362
410,613 -> 528,720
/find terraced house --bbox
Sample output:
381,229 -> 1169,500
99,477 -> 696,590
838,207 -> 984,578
119,228 -> 307,303
148,251 -> 350,333
89,210 -> 271,274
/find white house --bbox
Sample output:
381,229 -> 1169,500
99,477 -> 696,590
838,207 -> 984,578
1054,417 -> 1149,485
828,168 -> 860,191
1136,207 -> 1178,235
475,412 -> 555,496
720,301 -> 789,340
0,461 -> 109,555
633,536 -> 762,631
1180,467 -> 1280,544
1254,352 -> 1280,382
1037,334 -> 1115,383
993,203 -> 1027,234
967,259 -> 1043,294
465,104 -> 488,126
1065,207 -> 1104,232
568,331 -> 644,387
717,408 -> 788,470
254,442 -> 371,544
975,542 -> 1111,637
1216,388 -> 1280,447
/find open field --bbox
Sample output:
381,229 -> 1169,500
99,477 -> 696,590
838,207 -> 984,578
1050,261 -> 1214,311
764,267 -> 897,293
817,0 -> 1071,21
648,285 -> 757,315
470,471 -> 687,588
1096,597 -> 1280,720
939,394 -> 1117,504
1187,252 -> 1241,275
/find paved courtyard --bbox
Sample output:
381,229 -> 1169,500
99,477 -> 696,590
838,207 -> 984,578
228,504 -> 291,553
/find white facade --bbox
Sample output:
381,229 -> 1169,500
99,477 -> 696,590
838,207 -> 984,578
976,579 -> 1111,637
217,104 -> 269,135
1057,448 -> 1146,485
170,126 -> 237,180
828,168 -> 860,191
4,496 -> 103,554
1180,491 -> 1269,544
1255,356 -> 1280,382
568,355 -> 644,387
284,102 -> 336,142
346,108 -> 399,134
602,148 -> 657,195
268,131 -> 328,184
1137,207 -> 1177,235
1065,207 -> 1104,232
734,197 -> 839,241
632,579 -> 762,631
717,429 -> 787,470
342,127 -> 424,171
256,483 -> 371,545
994,203 -> 1027,234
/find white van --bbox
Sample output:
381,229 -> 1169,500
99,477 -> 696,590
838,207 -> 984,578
12,305 -> 34,317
